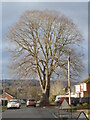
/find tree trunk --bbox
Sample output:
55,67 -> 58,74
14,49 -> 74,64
40,83 -> 50,106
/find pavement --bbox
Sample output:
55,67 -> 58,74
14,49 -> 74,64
0,113 -> 2,120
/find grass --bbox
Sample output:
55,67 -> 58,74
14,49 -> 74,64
2,106 -> 7,112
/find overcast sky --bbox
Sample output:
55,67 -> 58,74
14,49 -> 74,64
1,0 -> 89,2
1,2 -> 88,81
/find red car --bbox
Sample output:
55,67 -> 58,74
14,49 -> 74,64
26,99 -> 36,107
60,97 -> 69,104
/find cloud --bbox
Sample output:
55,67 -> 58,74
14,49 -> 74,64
0,59 -> 2,80
2,2 -> 88,79
1,0 -> 89,2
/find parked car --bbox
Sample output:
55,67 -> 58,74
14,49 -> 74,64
55,96 -> 61,103
26,99 -> 36,107
55,97 -> 69,105
36,100 -> 41,107
79,97 -> 90,105
20,99 -> 26,104
7,99 -> 21,109
60,97 -> 69,104
55,96 -> 81,106
71,98 -> 80,106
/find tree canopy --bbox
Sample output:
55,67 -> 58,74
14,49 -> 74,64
7,10 -> 84,104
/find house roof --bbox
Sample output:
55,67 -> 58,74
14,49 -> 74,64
81,77 -> 90,83
74,77 -> 90,86
2,92 -> 14,98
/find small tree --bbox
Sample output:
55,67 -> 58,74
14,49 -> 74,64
7,10 -> 83,105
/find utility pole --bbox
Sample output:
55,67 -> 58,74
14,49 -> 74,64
68,56 -> 71,105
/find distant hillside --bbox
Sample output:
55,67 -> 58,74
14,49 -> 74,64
2,79 -> 78,88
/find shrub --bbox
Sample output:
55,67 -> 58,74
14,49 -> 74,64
77,103 -> 82,108
82,102 -> 88,107
49,95 -> 56,103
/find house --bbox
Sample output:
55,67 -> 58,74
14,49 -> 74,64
0,92 -> 15,101
75,76 -> 90,98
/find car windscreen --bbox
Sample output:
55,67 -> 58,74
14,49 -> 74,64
9,100 -> 18,102
29,99 -> 35,101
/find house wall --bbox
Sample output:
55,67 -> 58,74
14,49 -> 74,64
84,91 -> 90,97
81,92 -> 85,97
84,82 -> 90,97
75,85 -> 80,93
75,85 -> 81,97
75,82 -> 90,98
75,93 -> 81,98
87,82 -> 90,91
80,83 -> 87,92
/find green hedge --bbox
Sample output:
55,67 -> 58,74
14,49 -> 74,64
49,95 -> 56,103
82,102 -> 88,107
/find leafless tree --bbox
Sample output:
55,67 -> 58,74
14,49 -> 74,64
6,10 -> 84,105
50,80 -> 65,96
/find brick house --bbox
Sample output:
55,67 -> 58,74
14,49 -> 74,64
0,92 -> 14,101
83,81 -> 90,97
75,77 -> 90,98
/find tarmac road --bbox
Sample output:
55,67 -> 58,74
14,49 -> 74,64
2,106 -> 57,119
1,106 -> 83,120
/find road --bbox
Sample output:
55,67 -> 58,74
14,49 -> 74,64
2,107 -> 58,119
1,106 -> 82,120
0,113 -> 2,120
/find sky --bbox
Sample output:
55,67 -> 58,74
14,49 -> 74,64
0,2 -> 2,80
1,0 -> 89,2
1,1 -> 88,81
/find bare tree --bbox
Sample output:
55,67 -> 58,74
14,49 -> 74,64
50,80 -> 65,96
7,10 -> 83,105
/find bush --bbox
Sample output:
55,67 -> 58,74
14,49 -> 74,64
76,103 -> 82,108
82,102 -> 88,107
49,95 -> 56,103
71,106 -> 77,111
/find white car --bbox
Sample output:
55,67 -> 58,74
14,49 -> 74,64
55,96 -> 61,103
7,99 -> 21,109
